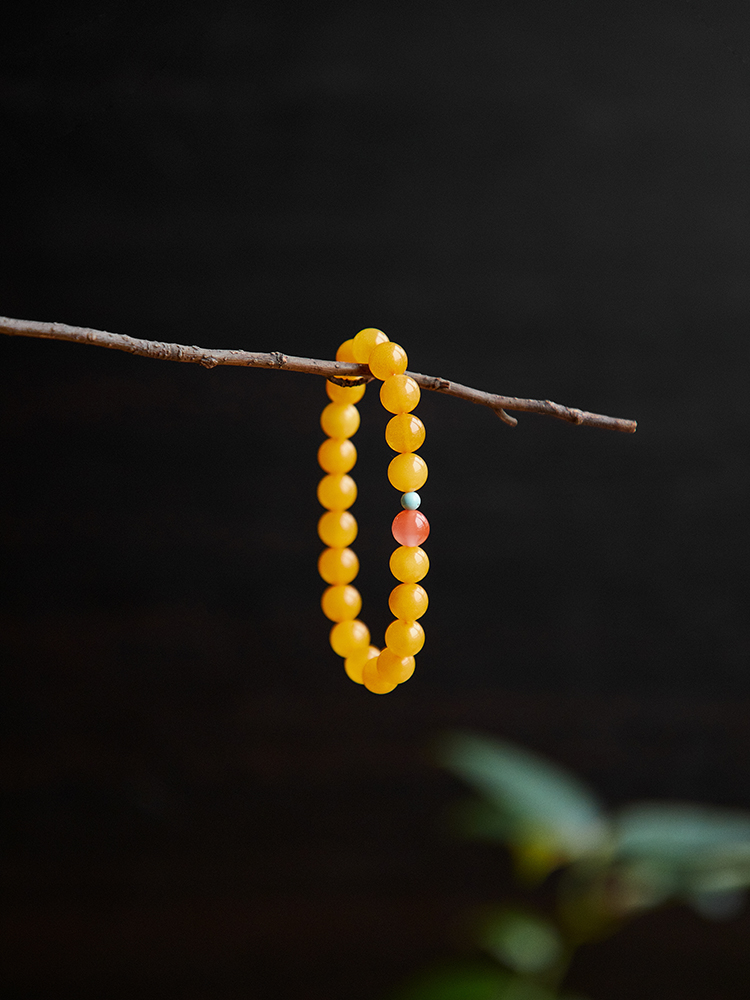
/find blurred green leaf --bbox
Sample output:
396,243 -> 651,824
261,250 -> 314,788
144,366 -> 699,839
390,962 -> 511,1000
391,961 -> 586,1000
614,803 -> 750,855
611,803 -> 750,903
437,732 -> 607,860
478,908 -> 564,975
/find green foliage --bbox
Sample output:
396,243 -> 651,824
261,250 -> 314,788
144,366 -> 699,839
391,961 -> 583,1000
438,733 -> 606,863
477,908 -> 563,975
613,803 -> 750,896
391,962 -> 511,1000
395,732 -> 750,1000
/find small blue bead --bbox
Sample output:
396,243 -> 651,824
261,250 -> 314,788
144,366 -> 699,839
401,491 -> 421,510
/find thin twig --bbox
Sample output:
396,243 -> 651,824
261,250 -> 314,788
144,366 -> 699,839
0,316 -> 637,433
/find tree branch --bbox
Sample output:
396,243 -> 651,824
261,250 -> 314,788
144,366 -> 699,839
0,316 -> 637,433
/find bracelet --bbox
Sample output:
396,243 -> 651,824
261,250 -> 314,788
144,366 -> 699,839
316,328 -> 430,694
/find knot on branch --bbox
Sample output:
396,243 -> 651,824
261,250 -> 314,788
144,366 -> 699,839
164,342 -> 187,361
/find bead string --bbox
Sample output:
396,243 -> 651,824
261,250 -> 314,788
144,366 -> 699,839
316,328 -> 430,694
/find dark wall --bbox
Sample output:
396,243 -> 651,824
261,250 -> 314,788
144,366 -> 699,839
2,3 -> 750,998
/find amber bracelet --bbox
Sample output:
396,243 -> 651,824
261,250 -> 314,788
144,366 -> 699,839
316,328 -> 430,694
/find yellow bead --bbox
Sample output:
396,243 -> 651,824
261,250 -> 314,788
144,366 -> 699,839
385,413 -> 425,453
388,583 -> 428,620
344,645 -> 380,684
318,510 -> 358,548
336,340 -> 357,363
321,584 -> 362,622
352,328 -> 389,363
318,438 -> 357,474
317,474 -> 357,511
318,547 -> 359,585
380,374 -> 420,414
368,341 -> 408,381
320,403 -> 360,439
385,618 -> 425,656
329,342 -> 365,400
326,380 -> 366,404
376,649 -> 416,684
330,619 -> 370,657
389,545 -> 429,583
362,656 -> 398,694
388,453 -> 428,492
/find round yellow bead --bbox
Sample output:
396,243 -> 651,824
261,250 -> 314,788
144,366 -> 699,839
330,619 -> 370,657
344,645 -> 380,685
388,583 -> 428,620
336,339 -> 357,363
317,474 -> 357,511
318,547 -> 359,585
376,649 -> 416,684
326,380 -> 366,404
352,328 -> 389,363
385,618 -> 425,656
368,341 -> 408,381
321,584 -> 362,622
385,413 -> 426,453
317,438 -> 357,474
330,342 -> 365,399
320,403 -> 360,439
387,453 -> 428,492
380,374 -> 421,414
318,510 -> 358,548
362,656 -> 398,694
389,545 -> 429,583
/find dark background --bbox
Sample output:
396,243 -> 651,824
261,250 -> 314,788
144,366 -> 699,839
2,2 -> 750,997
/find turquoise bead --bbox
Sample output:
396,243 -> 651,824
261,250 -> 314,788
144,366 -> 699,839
401,491 -> 421,510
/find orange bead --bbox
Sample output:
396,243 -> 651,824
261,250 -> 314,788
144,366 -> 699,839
376,649 -> 416,684
352,328 -> 389,363
368,341 -> 408,381
321,584 -> 362,622
318,510 -> 357,548
380,374 -> 420,414
318,547 -> 359,585
317,438 -> 357,474
317,474 -> 357,511
362,656 -> 398,694
385,618 -> 425,656
385,413 -> 425,453
330,619 -> 370,657
344,645 -> 380,684
392,509 -> 430,546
